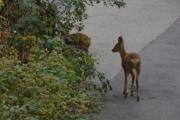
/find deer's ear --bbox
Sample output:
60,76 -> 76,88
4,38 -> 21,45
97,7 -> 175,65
118,36 -> 124,43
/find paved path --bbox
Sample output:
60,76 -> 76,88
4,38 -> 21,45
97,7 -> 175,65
83,0 -> 180,81
82,0 -> 180,119
95,17 -> 180,120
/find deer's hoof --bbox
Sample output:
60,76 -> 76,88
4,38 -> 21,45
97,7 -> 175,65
124,93 -> 128,98
137,97 -> 140,101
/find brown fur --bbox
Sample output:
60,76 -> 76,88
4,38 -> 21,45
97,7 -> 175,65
64,33 -> 91,52
112,36 -> 141,101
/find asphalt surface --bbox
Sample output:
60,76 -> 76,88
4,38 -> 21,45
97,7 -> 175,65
81,0 -> 180,119
83,0 -> 180,81
95,18 -> 180,120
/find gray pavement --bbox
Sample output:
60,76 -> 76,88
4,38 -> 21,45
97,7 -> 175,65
81,0 -> 180,119
96,18 -> 180,120
83,0 -> 180,81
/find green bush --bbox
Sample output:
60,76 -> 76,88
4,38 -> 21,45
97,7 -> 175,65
0,44 -> 111,119
0,0 -> 125,119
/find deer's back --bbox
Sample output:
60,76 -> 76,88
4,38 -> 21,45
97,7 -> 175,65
64,33 -> 91,52
122,53 -> 141,70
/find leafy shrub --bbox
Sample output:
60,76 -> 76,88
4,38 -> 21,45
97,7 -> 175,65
0,44 -> 111,119
0,0 -> 125,119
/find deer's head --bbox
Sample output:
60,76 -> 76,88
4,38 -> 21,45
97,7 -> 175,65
112,36 -> 124,52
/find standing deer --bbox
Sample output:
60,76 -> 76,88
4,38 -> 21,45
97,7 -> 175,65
64,33 -> 91,52
112,36 -> 141,101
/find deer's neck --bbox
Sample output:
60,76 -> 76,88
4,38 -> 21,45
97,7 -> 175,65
119,45 -> 127,59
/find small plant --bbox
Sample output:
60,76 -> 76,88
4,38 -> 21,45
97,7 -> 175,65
10,35 -> 40,63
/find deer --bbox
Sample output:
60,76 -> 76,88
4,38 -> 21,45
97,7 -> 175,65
112,36 -> 141,101
64,33 -> 91,52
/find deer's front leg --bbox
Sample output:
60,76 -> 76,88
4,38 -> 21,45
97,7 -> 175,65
124,69 -> 129,98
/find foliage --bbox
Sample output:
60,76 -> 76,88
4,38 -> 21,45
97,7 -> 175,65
0,0 -> 125,36
0,0 -> 4,7
0,45 -> 110,119
0,0 -> 125,119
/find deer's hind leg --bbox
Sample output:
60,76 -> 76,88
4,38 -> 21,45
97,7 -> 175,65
130,70 -> 135,97
136,67 -> 140,101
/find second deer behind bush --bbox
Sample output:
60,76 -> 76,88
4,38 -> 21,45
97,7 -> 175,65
64,33 -> 91,52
